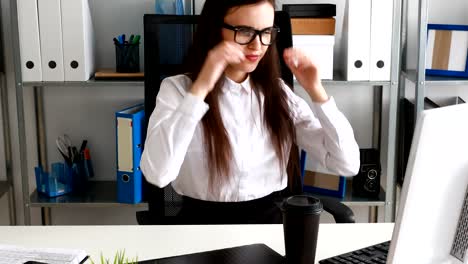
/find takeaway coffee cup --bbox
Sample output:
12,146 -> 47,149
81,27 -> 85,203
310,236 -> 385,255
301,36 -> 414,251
281,195 -> 323,264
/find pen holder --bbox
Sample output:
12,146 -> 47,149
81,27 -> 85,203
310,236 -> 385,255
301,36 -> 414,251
115,43 -> 140,73
69,160 -> 89,194
35,162 -> 73,197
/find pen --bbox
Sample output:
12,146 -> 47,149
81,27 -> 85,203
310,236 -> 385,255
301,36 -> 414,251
129,34 -> 134,44
83,148 -> 95,178
113,37 -> 120,45
58,148 -> 72,166
79,140 -> 88,154
72,146 -> 79,163
67,146 -> 72,162
121,34 -> 126,44
132,34 -> 140,44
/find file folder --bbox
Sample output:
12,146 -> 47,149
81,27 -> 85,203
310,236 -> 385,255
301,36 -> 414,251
60,0 -> 95,81
344,0 -> 371,81
116,103 -> 145,204
38,0 -> 65,81
17,0 -> 42,81
369,0 -> 393,81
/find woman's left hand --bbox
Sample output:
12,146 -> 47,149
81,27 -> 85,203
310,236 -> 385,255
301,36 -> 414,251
283,48 -> 329,103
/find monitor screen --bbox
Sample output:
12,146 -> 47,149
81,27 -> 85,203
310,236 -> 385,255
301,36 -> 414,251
389,104 -> 468,263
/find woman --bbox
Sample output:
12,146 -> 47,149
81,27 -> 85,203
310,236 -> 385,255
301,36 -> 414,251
140,0 -> 360,224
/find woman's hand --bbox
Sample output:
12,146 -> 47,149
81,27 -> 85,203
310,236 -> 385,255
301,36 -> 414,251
283,47 -> 329,103
190,41 -> 245,99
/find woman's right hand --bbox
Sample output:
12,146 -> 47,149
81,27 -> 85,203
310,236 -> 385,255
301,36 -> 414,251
190,41 -> 245,99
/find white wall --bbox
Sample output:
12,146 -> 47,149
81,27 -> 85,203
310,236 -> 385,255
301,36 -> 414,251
7,0 -> 466,225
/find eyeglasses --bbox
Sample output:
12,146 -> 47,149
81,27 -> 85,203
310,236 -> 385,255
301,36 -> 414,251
222,23 -> 280,46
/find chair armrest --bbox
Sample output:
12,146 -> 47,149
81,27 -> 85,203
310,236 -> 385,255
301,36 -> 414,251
136,210 -> 153,225
320,197 -> 355,223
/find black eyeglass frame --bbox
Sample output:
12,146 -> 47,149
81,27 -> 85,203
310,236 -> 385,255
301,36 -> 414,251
222,23 -> 280,46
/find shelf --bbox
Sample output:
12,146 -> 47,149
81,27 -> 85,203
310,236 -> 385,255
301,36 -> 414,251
0,181 -> 9,199
21,71 -> 391,88
22,78 -> 144,87
305,185 -> 386,207
29,181 -> 148,208
28,179 -> 384,208
318,71 -> 391,87
404,70 -> 468,87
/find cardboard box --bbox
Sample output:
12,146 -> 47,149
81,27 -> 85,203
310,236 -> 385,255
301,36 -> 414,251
426,24 -> 468,78
283,4 -> 336,18
291,18 -> 335,35
303,170 -> 346,198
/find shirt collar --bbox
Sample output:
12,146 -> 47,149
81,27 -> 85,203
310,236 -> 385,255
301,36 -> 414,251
222,75 -> 252,95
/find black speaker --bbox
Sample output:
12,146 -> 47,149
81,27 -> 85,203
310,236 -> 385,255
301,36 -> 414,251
353,149 -> 381,198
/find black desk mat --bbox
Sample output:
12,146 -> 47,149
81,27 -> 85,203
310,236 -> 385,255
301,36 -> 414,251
138,243 -> 285,264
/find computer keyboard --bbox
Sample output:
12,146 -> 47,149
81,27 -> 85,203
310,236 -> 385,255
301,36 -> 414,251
319,240 -> 390,264
0,245 -> 87,264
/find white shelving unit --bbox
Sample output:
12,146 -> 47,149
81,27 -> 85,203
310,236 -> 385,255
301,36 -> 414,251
401,0 -> 468,116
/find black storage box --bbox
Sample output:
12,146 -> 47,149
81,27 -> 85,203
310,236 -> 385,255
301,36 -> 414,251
282,4 -> 336,18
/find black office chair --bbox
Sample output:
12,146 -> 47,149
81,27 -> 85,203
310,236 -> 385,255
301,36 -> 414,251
137,11 -> 355,225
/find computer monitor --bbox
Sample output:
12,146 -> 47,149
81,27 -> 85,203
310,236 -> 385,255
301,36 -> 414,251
388,104 -> 468,263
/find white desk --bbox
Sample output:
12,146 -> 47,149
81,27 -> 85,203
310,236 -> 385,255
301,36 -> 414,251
0,223 -> 394,263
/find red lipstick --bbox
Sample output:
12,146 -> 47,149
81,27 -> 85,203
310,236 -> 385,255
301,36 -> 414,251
245,55 -> 259,62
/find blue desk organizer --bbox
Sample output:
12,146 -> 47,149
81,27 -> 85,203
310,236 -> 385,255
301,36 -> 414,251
35,161 -> 88,197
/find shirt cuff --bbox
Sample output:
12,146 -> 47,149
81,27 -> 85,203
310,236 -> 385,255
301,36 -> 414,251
177,93 -> 209,121
311,96 -> 345,132
312,96 -> 337,118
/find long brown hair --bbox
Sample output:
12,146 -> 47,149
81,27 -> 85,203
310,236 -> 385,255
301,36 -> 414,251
184,0 -> 297,191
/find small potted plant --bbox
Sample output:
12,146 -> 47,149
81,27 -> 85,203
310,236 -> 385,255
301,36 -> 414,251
89,249 -> 138,264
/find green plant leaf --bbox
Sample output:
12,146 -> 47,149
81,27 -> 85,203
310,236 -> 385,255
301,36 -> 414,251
95,249 -> 138,264
120,249 -> 126,263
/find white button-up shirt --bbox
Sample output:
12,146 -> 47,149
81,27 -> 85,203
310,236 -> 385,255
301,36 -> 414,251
140,74 -> 360,201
